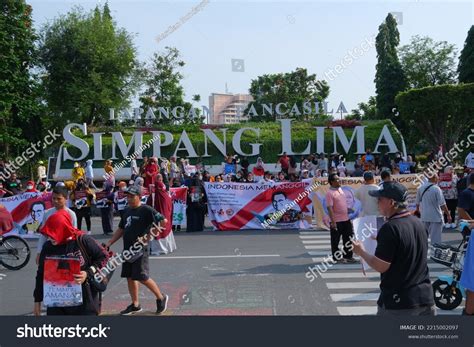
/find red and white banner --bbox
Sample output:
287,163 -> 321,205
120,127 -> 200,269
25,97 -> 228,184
114,190 -> 127,211
0,192 -> 52,238
73,190 -> 88,209
140,187 -> 150,205
95,191 -> 109,208
204,180 -> 314,231
438,173 -> 453,191
170,187 -> 188,226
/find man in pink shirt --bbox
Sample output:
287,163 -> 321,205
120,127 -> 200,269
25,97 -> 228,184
325,173 -> 357,263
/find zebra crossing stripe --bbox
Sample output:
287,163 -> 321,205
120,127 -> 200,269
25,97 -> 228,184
317,262 -> 451,270
337,306 -> 377,315
312,257 -> 332,262
299,235 -> 330,239
321,263 -> 364,270
331,293 -> 379,302
305,245 -> 332,250
308,251 -> 332,256
336,306 -> 464,316
320,271 -> 451,279
302,240 -> 330,244
327,282 -> 380,289
299,231 -> 329,235
434,307 -> 465,315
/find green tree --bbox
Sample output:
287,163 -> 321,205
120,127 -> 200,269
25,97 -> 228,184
347,96 -> 377,120
38,3 -> 139,127
458,25 -> 474,83
245,68 -> 330,122
140,47 -> 202,125
374,14 -> 406,121
0,0 -> 43,160
399,35 -> 457,88
396,83 -> 474,151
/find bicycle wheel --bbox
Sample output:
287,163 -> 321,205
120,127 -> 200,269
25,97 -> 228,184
0,235 -> 31,270
433,279 -> 463,310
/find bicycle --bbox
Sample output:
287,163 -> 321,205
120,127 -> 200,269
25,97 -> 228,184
431,220 -> 472,310
0,234 -> 31,270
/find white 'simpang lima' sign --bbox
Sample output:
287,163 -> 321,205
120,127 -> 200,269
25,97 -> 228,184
62,119 -> 402,162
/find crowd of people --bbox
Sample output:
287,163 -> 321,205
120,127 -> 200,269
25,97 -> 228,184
207,150 -> 419,183
0,145 -> 473,317
325,168 -> 474,316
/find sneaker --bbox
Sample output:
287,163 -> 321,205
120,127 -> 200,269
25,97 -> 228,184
156,294 -> 169,315
451,223 -> 457,229
344,258 -> 359,264
120,303 -> 142,315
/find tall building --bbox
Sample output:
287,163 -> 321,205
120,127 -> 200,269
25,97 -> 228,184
209,93 -> 254,124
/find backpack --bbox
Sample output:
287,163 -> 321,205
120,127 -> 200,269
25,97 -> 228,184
76,235 -> 115,293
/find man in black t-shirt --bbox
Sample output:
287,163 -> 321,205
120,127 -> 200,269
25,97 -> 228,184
458,173 -> 474,221
352,181 -> 435,315
106,186 -> 169,315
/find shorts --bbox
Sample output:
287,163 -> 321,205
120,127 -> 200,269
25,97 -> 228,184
121,250 -> 149,281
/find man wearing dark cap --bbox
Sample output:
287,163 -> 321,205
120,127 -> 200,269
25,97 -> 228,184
352,181 -> 435,315
106,186 -> 169,315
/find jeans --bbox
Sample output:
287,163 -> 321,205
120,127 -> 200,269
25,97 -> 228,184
330,220 -> 354,260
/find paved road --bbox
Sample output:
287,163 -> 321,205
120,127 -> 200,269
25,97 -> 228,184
0,218 -> 465,316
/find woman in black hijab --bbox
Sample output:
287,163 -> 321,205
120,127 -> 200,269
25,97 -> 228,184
186,173 -> 207,232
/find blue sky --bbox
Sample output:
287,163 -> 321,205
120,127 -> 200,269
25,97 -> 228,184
30,0 -> 473,115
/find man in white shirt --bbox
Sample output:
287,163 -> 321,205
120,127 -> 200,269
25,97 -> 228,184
355,171 -> 380,217
465,146 -> 474,170
415,174 -> 451,245
35,186 -> 77,264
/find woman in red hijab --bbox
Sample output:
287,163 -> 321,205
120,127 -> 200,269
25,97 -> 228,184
144,157 -> 159,189
151,173 -> 176,255
153,174 -> 173,237
33,209 -> 108,316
